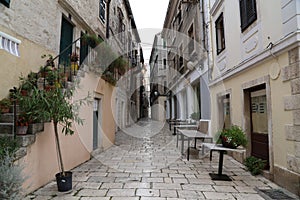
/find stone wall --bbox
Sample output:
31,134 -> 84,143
0,0 -> 60,52
281,47 -> 300,196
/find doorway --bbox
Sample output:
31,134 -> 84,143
249,84 -> 270,169
93,98 -> 102,150
59,16 -> 74,64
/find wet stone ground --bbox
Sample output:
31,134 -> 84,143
26,119 -> 299,200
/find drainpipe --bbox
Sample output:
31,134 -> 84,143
106,0 -> 111,39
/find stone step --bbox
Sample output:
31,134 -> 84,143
27,123 -> 44,135
17,134 -> 36,147
14,147 -> 27,161
0,124 -> 13,134
0,113 -> 15,123
0,133 -> 36,147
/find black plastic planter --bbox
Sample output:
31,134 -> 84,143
55,171 -> 72,192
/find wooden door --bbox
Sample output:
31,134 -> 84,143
250,86 -> 269,169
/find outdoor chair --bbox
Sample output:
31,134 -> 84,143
194,119 -> 212,148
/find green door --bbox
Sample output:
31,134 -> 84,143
59,17 -> 73,65
80,31 -> 89,65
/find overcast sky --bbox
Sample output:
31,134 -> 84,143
129,0 -> 169,64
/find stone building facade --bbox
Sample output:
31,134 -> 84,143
149,32 -> 168,121
0,0 -> 142,193
162,0 -> 210,122
159,0 -> 300,196
208,0 -> 300,195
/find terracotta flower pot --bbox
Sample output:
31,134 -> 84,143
16,126 -> 28,135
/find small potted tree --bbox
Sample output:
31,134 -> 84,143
19,69 -> 89,192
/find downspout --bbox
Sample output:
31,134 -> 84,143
200,0 -> 206,51
106,0 -> 111,38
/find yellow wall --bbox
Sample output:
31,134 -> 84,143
75,71 -> 116,152
20,123 -> 90,193
210,53 -> 293,168
0,25 -> 53,99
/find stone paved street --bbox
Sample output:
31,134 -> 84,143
26,119 -> 299,200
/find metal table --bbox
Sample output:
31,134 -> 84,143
201,143 -> 246,181
174,124 -> 197,137
177,129 -> 213,161
175,124 -> 198,146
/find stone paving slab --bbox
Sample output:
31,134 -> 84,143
26,119 -> 300,200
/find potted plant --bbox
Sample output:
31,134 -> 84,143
18,70 -> 89,192
70,52 -> 79,62
190,112 -> 200,120
82,34 -> 103,48
16,114 -> 29,135
101,71 -> 116,86
244,156 -> 266,175
217,125 -> 248,148
0,98 -> 11,113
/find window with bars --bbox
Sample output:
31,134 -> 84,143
0,0 -> 10,8
215,13 -> 225,55
99,0 -> 106,23
0,31 -> 21,57
239,0 -> 257,32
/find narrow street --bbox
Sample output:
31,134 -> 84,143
25,119 -> 296,200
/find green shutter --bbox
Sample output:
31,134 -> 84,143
80,32 -> 89,65
59,17 -> 74,65
0,0 -> 10,8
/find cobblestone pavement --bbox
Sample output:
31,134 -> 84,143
26,119 -> 299,200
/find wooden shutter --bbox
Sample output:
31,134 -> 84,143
247,0 -> 257,24
0,0 -> 10,8
240,0 -> 257,31
239,0 -> 247,30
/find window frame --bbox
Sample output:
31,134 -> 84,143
239,0 -> 257,32
188,24 -> 195,54
0,0 -> 10,8
99,0 -> 106,23
215,13 -> 225,55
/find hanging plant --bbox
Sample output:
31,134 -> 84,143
101,71 -> 116,86
82,34 -> 103,48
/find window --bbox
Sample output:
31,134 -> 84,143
163,59 -> 166,69
117,8 -> 125,44
239,0 -> 257,31
0,31 -> 21,56
0,0 -> 10,8
99,0 -> 106,23
219,94 -> 231,129
188,24 -> 194,54
215,13 -> 225,54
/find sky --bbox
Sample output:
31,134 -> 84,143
129,0 -> 169,64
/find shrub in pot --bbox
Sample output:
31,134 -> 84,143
244,156 -> 266,175
18,69 -> 89,192
18,67 -> 89,192
217,125 -> 248,148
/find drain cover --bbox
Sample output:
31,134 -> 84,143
258,189 -> 297,200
